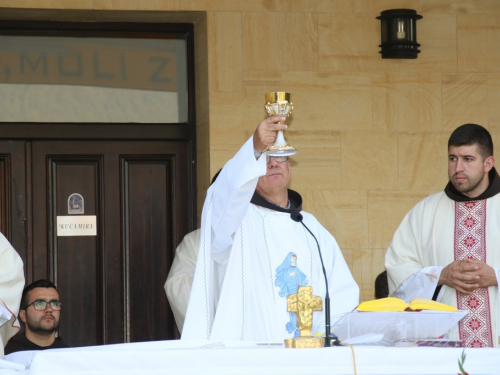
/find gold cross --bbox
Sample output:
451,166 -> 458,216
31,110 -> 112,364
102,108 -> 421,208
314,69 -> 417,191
287,286 -> 323,337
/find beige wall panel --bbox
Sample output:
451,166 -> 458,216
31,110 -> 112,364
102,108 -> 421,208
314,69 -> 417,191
368,190 -> 430,249
306,190 -> 368,250
341,131 -> 398,190
442,73 -> 488,131
341,247 -> 354,270
278,12 -> 318,72
243,71 -> 283,86
339,248 -> 366,299
288,0 -> 353,12
206,0 -> 354,12
242,13 -> 281,73
0,0 -> 92,9
458,14 -> 500,72
100,0 -> 339,12
280,72 -> 372,131
207,12 -> 243,92
373,73 -> 442,132
204,1 -> 251,12
200,0 -> 351,12
288,131 -> 341,192
209,91 -> 247,171
489,122 -> 500,135
353,0 -> 420,14
398,132 -> 449,190
319,13 -> 399,72
491,133 -> 500,155
93,0 -> 208,11
349,248 -> 386,303
209,91 -> 246,138
489,74 -> 500,133
224,1 -> 292,12
422,0 -> 500,13
403,14 -> 457,73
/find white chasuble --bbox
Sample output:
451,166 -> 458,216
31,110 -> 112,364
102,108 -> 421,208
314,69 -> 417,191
386,191 -> 500,347
0,233 -> 24,357
182,137 -> 359,342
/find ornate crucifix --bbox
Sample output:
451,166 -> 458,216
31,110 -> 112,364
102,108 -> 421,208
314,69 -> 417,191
285,286 -> 324,348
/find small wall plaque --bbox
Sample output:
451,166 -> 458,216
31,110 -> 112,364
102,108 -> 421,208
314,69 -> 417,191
68,193 -> 84,214
57,216 -> 97,236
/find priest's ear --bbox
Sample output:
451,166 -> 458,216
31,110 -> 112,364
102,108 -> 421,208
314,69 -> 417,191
484,155 -> 495,173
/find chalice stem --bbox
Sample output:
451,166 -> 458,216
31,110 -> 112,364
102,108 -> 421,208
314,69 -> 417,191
274,130 -> 287,148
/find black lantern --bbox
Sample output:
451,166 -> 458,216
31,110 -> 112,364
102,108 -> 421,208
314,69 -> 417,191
376,9 -> 423,59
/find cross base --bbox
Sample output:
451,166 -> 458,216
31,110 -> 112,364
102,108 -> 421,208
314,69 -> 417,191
284,336 -> 325,348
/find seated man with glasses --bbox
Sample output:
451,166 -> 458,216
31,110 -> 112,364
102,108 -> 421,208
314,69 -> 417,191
182,115 -> 359,342
5,279 -> 68,354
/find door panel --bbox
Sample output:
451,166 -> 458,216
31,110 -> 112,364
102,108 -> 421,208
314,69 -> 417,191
53,159 -> 102,346
123,158 -> 173,342
29,140 -> 188,346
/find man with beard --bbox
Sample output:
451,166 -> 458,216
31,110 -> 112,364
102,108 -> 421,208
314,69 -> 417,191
385,123 -> 500,348
5,279 -> 68,353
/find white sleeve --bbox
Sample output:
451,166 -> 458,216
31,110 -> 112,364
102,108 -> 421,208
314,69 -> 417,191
385,199 -> 448,303
164,229 -> 200,333
495,267 -> 500,339
209,137 -> 266,256
392,266 -> 443,303
385,201 -> 430,299
0,234 -> 24,358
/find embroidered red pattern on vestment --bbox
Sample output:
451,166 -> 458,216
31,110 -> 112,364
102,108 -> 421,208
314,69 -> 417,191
454,200 -> 494,347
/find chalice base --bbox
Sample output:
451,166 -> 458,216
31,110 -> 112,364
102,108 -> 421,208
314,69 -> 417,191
284,336 -> 325,348
266,129 -> 297,156
266,145 -> 297,157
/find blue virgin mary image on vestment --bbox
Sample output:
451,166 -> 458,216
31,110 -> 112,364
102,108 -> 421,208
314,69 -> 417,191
275,252 -> 309,337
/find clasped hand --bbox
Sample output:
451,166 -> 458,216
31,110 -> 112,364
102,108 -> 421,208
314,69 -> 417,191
439,259 -> 498,294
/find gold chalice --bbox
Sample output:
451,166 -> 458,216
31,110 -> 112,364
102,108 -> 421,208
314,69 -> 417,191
264,92 -> 297,156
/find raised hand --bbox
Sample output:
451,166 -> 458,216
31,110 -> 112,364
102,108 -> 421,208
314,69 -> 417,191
253,116 -> 287,153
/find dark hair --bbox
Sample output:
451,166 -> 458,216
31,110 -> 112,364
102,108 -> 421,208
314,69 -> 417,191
448,124 -> 493,159
374,271 -> 389,299
211,168 -> 222,185
20,279 -> 58,310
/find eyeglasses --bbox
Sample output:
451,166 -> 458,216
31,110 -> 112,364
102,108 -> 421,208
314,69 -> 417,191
25,300 -> 62,311
266,155 -> 289,164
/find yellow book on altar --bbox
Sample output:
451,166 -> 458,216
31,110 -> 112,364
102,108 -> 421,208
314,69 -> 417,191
356,297 -> 457,312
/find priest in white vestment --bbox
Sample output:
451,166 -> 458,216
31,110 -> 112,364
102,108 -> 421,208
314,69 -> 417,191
386,124 -> 500,348
0,233 -> 24,357
182,116 -> 359,342
164,228 -> 200,333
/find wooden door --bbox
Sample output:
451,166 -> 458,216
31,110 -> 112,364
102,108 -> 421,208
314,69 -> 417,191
0,19 -> 197,347
4,139 -> 191,347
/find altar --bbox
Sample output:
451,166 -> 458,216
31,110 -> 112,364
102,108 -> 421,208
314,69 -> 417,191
2,339 -> 499,375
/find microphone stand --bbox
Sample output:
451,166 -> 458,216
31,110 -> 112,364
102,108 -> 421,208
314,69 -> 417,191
290,211 -> 339,347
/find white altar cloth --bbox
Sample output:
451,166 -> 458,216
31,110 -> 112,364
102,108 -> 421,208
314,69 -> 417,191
3,339 -> 499,375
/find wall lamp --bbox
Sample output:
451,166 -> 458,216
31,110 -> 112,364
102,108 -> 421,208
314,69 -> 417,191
376,9 -> 423,59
